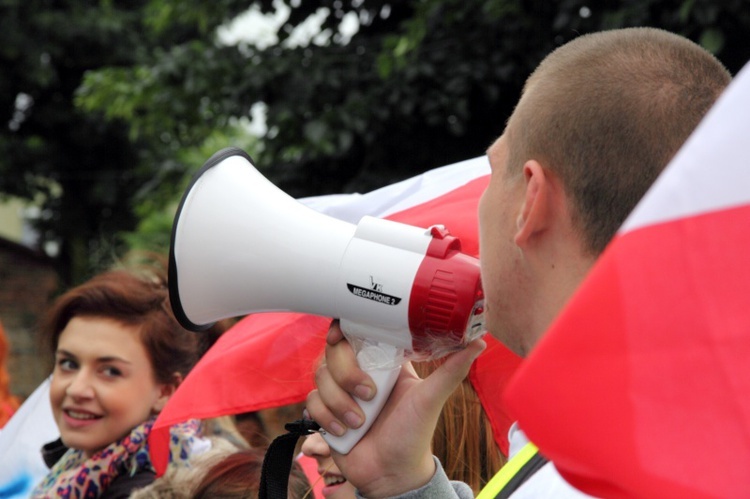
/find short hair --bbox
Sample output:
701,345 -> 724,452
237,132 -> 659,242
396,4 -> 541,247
507,27 -> 731,254
41,267 -> 200,385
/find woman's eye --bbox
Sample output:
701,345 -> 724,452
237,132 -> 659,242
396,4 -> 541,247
102,366 -> 122,377
57,358 -> 77,371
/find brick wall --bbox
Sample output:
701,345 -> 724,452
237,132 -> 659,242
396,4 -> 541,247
0,237 -> 59,400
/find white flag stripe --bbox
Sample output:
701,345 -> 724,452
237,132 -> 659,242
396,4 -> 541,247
621,63 -> 750,234
299,156 -> 490,222
0,378 -> 57,497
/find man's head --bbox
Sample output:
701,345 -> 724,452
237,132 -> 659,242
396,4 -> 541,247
479,27 -> 731,356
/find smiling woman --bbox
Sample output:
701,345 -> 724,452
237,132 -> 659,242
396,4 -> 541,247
50,316 -> 176,457
30,264 -> 205,498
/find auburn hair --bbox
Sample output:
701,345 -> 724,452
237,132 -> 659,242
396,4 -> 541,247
192,447 -> 310,499
414,360 -> 506,494
40,266 -> 200,385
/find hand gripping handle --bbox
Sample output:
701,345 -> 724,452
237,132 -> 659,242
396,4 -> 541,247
322,341 -> 402,454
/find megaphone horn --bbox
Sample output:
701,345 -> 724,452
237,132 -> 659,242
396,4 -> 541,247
169,147 -> 485,453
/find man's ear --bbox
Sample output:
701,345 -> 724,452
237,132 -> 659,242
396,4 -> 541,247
152,372 -> 183,414
514,160 -> 551,247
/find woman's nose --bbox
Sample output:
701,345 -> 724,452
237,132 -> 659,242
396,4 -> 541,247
301,431 -> 331,458
66,370 -> 95,399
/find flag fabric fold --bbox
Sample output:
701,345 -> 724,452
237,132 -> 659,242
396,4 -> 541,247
504,62 -> 750,498
0,378 -> 57,498
150,156 -> 522,475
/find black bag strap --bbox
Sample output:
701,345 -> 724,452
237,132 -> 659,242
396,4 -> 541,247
259,418 -> 320,499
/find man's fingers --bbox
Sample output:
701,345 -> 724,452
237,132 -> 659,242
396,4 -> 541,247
325,335 -> 376,401
312,359 -> 367,435
306,389 -> 349,437
420,338 -> 486,413
326,319 -> 345,346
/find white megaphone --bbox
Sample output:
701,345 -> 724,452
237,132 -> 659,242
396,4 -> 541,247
169,147 -> 486,453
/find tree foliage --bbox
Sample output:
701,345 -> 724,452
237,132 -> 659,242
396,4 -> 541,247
2,0 -> 749,283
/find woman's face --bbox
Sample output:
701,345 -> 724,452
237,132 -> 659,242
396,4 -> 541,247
49,316 -> 173,457
301,431 -> 356,498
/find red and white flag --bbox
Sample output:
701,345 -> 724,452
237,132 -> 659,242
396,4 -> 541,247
505,62 -> 750,498
150,156 -> 522,475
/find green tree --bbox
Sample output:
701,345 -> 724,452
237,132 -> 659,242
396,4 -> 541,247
3,0 -> 749,283
79,0 -> 750,201
0,0 -> 250,284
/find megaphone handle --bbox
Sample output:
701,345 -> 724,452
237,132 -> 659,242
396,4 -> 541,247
322,361 -> 402,455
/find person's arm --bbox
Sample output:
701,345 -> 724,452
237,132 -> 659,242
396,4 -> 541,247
306,321 -> 484,497
354,457 -> 474,499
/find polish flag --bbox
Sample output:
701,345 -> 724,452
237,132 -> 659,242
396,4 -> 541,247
504,63 -> 750,498
150,156 -> 522,477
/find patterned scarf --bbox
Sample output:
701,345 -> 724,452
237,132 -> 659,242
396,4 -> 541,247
31,418 -> 200,498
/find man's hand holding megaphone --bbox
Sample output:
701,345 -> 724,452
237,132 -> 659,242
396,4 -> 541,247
307,321 -> 486,497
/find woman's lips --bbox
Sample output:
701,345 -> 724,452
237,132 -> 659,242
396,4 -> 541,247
62,408 -> 102,428
321,472 -> 347,496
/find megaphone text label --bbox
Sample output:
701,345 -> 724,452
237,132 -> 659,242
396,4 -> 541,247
346,283 -> 402,305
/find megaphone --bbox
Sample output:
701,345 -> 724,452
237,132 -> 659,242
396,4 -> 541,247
168,147 -> 486,453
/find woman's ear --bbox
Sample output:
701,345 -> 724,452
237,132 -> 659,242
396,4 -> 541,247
151,372 -> 183,414
514,160 -> 551,247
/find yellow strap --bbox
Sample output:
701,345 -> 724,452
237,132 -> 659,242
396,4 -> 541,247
476,442 -> 540,499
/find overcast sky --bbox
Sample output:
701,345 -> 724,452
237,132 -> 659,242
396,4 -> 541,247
217,1 -> 359,49
215,2 -> 360,136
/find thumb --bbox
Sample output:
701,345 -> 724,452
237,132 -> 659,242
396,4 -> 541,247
420,338 -> 486,412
